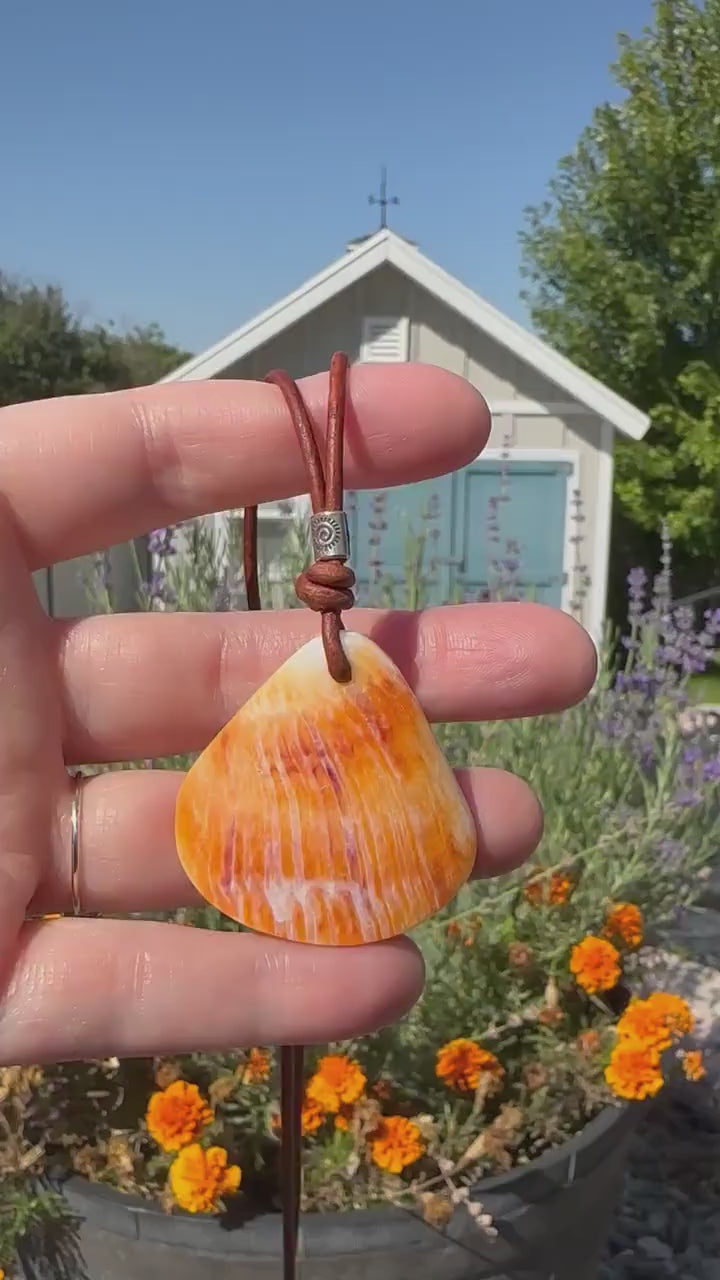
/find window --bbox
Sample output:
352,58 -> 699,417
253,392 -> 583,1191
359,315 -> 410,363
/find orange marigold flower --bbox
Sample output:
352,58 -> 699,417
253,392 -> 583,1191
305,1055 -> 366,1114
576,1029 -> 602,1056
645,993 -> 694,1038
538,1006 -> 565,1027
605,1040 -> 664,1101
523,878 -> 545,905
681,1049 -> 706,1082
242,1048 -> 271,1084
447,913 -> 480,945
522,1062 -> 548,1090
617,993 -> 694,1051
508,942 -> 534,970
371,1079 -> 392,1102
436,1038 -> 505,1093
169,1143 -> 241,1214
617,1000 -> 672,1051
146,1080 -> 213,1152
570,937 -> 621,994
300,1097 -> 325,1136
334,1103 -> 355,1132
548,872 -> 574,906
604,903 -> 644,951
370,1116 -> 425,1174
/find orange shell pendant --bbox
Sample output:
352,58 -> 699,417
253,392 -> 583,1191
175,631 -> 476,945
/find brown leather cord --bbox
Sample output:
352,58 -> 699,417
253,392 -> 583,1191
241,353 -> 354,1278
242,352 -> 355,682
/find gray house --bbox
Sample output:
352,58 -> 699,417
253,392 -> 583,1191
159,230 -> 649,643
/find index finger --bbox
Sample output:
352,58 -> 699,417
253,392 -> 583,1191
0,365 -> 489,569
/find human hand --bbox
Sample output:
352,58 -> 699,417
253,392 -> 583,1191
0,365 -> 596,1065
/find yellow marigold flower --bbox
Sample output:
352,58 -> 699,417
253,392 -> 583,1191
370,1116 -> 425,1174
617,993 -> 694,1051
305,1055 -> 366,1114
435,1038 -> 505,1093
242,1048 -> 271,1084
570,937 -> 621,994
605,1040 -> 664,1101
146,1080 -> 213,1153
548,872 -> 574,906
300,1097 -> 325,1136
604,903 -> 644,951
169,1144 -> 241,1214
681,1049 -> 706,1082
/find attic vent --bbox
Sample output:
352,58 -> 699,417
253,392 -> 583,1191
360,315 -> 409,363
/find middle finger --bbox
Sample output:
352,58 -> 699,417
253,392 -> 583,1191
56,602 -> 596,763
31,766 -> 543,917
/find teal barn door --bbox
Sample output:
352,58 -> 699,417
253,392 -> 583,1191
348,459 -> 570,608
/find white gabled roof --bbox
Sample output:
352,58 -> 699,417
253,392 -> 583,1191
161,229 -> 649,441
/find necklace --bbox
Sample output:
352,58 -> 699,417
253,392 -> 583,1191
175,352 -> 476,1277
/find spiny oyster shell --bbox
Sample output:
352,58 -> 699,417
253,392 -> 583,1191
175,631 -> 476,945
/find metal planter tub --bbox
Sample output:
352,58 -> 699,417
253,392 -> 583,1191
20,1103 -> 636,1280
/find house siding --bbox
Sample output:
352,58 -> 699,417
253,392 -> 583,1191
214,264 -> 603,633
34,542 -> 148,618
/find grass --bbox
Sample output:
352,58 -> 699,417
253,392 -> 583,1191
689,656 -> 720,705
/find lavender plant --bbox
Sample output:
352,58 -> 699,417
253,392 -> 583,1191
1,491 -> 711,1262
84,493 -> 719,938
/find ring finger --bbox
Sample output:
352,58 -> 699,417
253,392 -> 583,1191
31,766 -> 543,917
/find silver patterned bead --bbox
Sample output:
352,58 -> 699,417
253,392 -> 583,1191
310,510 -> 350,561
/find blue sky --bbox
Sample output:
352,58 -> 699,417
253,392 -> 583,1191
1,0 -> 654,355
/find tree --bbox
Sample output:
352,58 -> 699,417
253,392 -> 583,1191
0,274 -> 94,406
520,0 -> 720,609
0,273 -> 189,407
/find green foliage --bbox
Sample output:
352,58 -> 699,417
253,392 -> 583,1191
0,271 -> 189,407
0,1068 -> 76,1272
520,0 -> 720,600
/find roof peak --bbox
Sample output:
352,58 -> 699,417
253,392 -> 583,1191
345,228 -> 417,254
159,233 -> 649,441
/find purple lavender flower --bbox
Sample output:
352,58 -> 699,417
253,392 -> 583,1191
627,567 -> 647,617
485,496 -> 501,547
147,527 -> 177,558
674,789 -> 702,809
703,758 -> 720,782
657,838 -> 686,869
91,550 -> 112,592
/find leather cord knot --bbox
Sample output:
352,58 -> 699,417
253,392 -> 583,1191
242,352 -> 354,683
294,560 -> 356,613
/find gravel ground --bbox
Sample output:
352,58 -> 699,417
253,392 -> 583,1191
598,1079 -> 720,1279
596,939 -> 720,1280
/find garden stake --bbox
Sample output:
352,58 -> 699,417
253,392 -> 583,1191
174,352 -> 477,1278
